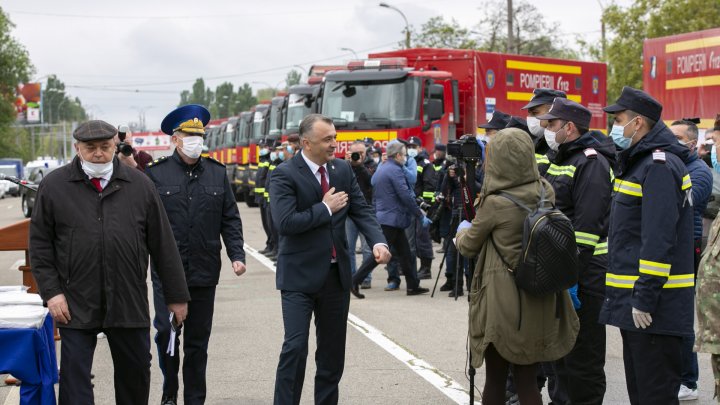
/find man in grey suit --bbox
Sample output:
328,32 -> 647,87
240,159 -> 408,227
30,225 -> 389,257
269,114 -> 390,405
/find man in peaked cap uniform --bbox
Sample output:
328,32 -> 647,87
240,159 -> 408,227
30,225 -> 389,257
522,88 -> 568,176
538,97 -> 617,404
30,120 -> 190,405
255,137 -> 275,257
599,86 -> 695,404
479,110 -> 511,141
146,105 -> 246,405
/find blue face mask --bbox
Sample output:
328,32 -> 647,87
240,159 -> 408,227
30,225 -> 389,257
270,152 -> 278,161
278,151 -> 285,160
610,117 -> 637,150
711,145 -> 720,174
260,148 -> 270,156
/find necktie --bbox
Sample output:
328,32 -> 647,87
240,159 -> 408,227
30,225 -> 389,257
90,178 -> 103,192
318,166 -> 336,259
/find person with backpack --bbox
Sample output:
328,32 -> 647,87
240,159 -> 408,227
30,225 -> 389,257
599,86 -> 695,404
537,97 -> 616,404
455,127 -> 579,405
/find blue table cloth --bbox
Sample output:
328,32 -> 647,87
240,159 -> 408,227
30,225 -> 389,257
0,314 -> 58,404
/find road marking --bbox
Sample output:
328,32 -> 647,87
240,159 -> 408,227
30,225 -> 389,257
2,385 -> 20,405
244,244 -> 479,405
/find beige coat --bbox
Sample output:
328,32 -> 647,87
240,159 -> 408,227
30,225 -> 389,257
456,128 -> 579,367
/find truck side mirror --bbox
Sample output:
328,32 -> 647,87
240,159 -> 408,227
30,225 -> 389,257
425,99 -> 443,122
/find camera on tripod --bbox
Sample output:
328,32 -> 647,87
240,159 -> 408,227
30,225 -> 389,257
116,125 -> 133,156
446,135 -> 484,162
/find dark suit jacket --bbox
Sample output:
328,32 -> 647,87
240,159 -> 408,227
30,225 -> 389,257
269,152 -> 386,293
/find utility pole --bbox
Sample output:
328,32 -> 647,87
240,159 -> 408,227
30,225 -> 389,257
598,0 -> 607,61
507,0 -> 514,54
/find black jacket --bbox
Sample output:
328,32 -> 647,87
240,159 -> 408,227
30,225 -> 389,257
30,157 -> 190,329
255,155 -> 271,205
146,152 -> 245,287
351,163 -> 373,205
544,131 -> 616,297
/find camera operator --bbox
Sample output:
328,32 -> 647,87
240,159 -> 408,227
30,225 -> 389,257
114,125 -> 153,171
346,141 -> 374,288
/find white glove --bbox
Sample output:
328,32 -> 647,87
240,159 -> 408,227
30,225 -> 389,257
457,220 -> 472,233
632,307 -> 653,329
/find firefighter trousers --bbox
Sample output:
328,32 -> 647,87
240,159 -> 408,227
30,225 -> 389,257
620,329 -> 682,405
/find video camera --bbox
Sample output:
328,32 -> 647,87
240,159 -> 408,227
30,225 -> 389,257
446,135 -> 484,161
116,125 -> 133,156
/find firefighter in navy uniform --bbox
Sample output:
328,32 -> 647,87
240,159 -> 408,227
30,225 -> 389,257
146,105 -> 246,405
255,138 -> 273,256
537,98 -> 616,404
521,88 -> 568,176
407,136 -> 436,279
599,86 -> 694,404
263,139 -> 284,262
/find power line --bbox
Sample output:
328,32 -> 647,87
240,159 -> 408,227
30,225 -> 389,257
7,8 -> 351,20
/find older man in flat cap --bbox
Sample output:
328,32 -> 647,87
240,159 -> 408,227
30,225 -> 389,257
30,120 -> 190,405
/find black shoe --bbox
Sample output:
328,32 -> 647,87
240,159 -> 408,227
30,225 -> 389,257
160,394 -> 177,405
407,287 -> 429,296
439,280 -> 455,292
448,288 -> 464,297
258,247 -> 271,254
351,284 -> 365,299
417,269 -> 432,280
265,250 -> 278,259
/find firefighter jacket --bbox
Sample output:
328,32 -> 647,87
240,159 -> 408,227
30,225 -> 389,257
145,152 -> 246,287
414,151 -> 438,202
254,155 -> 271,205
598,121 -> 695,337
534,136 -> 552,176
543,131 -> 616,298
264,159 -> 281,202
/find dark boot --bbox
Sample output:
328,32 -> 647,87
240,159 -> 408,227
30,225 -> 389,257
448,286 -> 464,297
440,278 -> 455,292
417,258 -> 432,280
160,393 -> 177,405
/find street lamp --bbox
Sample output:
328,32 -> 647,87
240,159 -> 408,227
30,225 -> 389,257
379,2 -> 410,49
340,47 -> 359,59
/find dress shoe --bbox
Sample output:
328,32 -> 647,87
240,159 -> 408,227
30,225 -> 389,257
350,284 -> 365,299
439,279 -> 455,292
360,280 -> 372,289
258,247 -> 271,254
407,287 -> 429,296
417,269 -> 432,280
160,394 -> 177,405
265,250 -> 277,259
448,288 -> 464,298
384,281 -> 400,291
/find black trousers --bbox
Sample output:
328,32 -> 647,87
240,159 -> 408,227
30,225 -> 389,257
621,329 -> 682,405
260,203 -> 273,249
266,201 -> 279,252
152,272 -> 217,405
553,293 -> 607,405
59,327 -> 150,405
353,225 -> 420,289
274,264 -> 350,405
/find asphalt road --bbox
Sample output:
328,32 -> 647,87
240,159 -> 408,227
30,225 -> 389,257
0,194 -> 714,404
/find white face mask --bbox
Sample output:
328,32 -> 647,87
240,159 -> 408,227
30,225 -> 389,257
373,157 -> 380,164
179,136 -> 204,159
407,148 -> 419,158
544,128 -> 560,151
81,157 -> 113,178
527,116 -> 545,137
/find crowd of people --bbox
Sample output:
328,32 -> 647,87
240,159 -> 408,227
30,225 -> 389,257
24,87 -> 720,405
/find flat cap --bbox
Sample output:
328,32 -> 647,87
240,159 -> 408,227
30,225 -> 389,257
479,110 -> 511,129
521,88 -> 567,110
537,98 -> 592,129
73,120 -> 117,142
603,86 -> 662,123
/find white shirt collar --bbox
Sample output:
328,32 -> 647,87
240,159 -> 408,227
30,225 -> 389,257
301,150 -> 326,175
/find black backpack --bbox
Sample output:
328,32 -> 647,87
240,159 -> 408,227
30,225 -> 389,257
490,184 -> 579,295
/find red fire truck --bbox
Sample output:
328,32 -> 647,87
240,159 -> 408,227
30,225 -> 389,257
319,48 -> 607,156
643,27 -> 720,130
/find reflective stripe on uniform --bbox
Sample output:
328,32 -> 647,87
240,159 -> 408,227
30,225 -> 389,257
682,175 -> 692,190
254,187 -> 265,194
422,191 -> 435,200
535,153 -> 550,165
434,165 -> 442,171
593,241 -> 608,255
610,168 -> 615,184
269,165 -> 276,171
606,273 -> 694,289
575,231 -> 600,247
614,179 -> 643,197
546,164 -> 576,178
639,259 -> 671,277
417,166 -> 424,173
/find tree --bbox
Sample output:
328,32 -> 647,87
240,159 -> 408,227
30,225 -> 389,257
41,75 -> 86,124
234,83 -> 257,114
285,70 -> 302,90
410,16 -> 478,49
214,82 -> 234,118
602,0 -> 720,103
0,7 -> 34,159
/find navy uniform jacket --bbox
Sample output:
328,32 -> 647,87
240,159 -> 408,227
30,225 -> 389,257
414,151 -> 437,202
146,152 -> 245,287
543,131 -> 616,298
599,121 -> 694,337
255,156 -> 271,205
269,152 -> 386,293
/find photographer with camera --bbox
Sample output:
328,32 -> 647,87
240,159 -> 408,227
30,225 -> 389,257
345,141 -> 374,288
114,125 -> 153,171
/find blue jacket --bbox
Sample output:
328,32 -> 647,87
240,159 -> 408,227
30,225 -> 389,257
599,121 -> 694,337
685,152 -> 713,240
373,159 -> 423,229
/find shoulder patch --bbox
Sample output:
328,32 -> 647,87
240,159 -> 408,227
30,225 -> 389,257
205,156 -> 225,167
583,148 -> 597,159
652,149 -> 666,163
424,159 -> 431,165
146,156 -> 168,167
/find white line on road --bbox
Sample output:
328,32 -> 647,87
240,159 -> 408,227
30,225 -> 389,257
244,244 -> 480,405
2,385 -> 20,405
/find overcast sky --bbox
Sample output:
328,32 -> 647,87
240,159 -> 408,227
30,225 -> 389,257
5,0 -> 632,131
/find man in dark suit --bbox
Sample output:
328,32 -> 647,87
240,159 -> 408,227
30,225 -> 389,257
269,114 -> 390,405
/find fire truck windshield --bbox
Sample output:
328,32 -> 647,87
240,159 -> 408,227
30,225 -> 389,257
252,111 -> 263,140
286,97 -> 310,131
269,107 -> 281,136
322,77 -> 420,129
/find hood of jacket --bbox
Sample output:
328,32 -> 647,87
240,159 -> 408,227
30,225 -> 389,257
481,128 -> 539,196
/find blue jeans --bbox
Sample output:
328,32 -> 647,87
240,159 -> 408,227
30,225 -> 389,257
346,218 -> 372,282
681,333 -> 699,389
